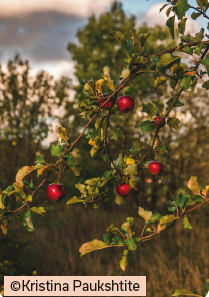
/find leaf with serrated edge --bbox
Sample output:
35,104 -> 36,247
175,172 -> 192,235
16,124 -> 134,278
95,79 -> 104,94
79,239 -> 108,256
57,127 -> 68,141
138,207 -> 152,222
188,176 -> 201,195
15,166 -> 36,189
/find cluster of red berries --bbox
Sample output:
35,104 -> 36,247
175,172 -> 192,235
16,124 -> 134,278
99,94 -> 134,113
46,95 -> 164,200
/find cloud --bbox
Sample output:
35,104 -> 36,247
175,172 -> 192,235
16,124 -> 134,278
138,2 -> 199,34
30,60 -> 76,81
0,0 -> 115,18
0,0 -> 115,63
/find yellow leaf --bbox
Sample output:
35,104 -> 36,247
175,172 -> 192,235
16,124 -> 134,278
125,158 -> 135,165
57,127 -> 68,141
95,79 -> 104,94
88,139 -> 96,147
103,66 -> 115,91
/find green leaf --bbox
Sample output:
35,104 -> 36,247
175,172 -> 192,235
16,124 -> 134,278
167,97 -> 184,108
191,11 -> 201,20
104,171 -> 112,179
197,0 -> 208,8
201,53 -> 209,74
182,216 -> 193,229
166,7 -> 173,17
103,233 -> 110,244
112,153 -> 124,171
138,207 -> 152,223
172,288 -> 202,296
178,18 -> 187,34
160,3 -> 168,12
67,196 -> 84,205
0,192 -> 9,209
123,163 -> 138,177
111,236 -> 124,245
151,56 -> 159,64
71,165 -> 82,176
37,164 -> 49,178
176,0 -> 189,20
156,53 -> 180,73
160,214 -> 175,225
130,28 -> 150,49
204,280 -> 209,296
202,80 -> 209,90
79,239 -> 108,256
35,155 -> 45,164
154,76 -> 168,87
30,207 -> 45,216
108,31 -> 125,47
119,250 -> 128,271
124,238 -> 137,251
195,44 -> 202,56
146,213 -> 162,225
123,86 -> 135,97
84,81 -> 94,95
129,176 -> 139,190
90,146 -> 100,158
154,146 -> 173,155
64,153 -> 74,167
153,100 -> 164,113
187,176 -> 201,195
183,46 -> 193,55
110,128 -> 125,140
120,66 -> 131,80
167,117 -> 180,130
166,16 -> 175,39
75,183 -> 87,195
181,76 -> 191,90
126,40 -> 132,55
50,144 -> 62,157
174,193 -> 188,208
115,193 -> 125,205
140,120 -> 155,132
22,209 -> 35,232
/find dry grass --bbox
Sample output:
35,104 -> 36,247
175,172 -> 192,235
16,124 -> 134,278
12,201 -> 209,297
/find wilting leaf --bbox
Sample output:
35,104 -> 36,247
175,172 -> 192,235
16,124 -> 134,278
79,239 -> 108,256
188,176 -> 201,195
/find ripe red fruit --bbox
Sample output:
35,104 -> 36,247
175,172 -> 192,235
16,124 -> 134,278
46,183 -> 66,201
116,183 -> 130,196
117,95 -> 134,113
153,116 -> 165,128
148,161 -> 163,175
99,94 -> 114,110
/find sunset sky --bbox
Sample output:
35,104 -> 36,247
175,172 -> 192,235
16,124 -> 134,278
0,0 -> 207,80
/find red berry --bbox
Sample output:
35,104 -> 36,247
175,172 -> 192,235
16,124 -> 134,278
99,94 -> 114,110
116,183 -> 130,196
153,116 -> 165,128
148,161 -> 163,175
117,96 -> 134,113
46,183 -> 66,201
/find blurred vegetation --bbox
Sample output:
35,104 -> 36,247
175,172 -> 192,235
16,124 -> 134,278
0,1 -> 209,296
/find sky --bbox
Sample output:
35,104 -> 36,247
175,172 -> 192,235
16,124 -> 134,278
0,0 -> 207,80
